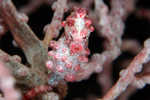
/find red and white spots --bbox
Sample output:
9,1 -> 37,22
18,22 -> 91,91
23,85 -> 52,100
46,7 -> 94,82
78,56 -> 88,63
64,73 -> 75,82
70,42 -> 84,54
56,65 -> 64,72
46,60 -> 53,70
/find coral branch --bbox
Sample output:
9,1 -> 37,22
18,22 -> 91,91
43,0 -> 68,47
0,16 -> 7,38
0,0 -> 48,86
97,63 -> 113,95
94,0 -> 124,63
19,0 -> 45,15
132,72 -> 150,88
100,38 -> 150,100
0,61 -> 20,100
42,92 -> 60,100
94,0 -> 126,95
117,85 -> 136,100
121,39 -> 142,54
19,0 -> 55,15
0,49 -> 45,87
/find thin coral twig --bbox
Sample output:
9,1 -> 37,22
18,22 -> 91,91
43,0 -> 68,47
100,38 -> 150,100
121,39 -> 142,54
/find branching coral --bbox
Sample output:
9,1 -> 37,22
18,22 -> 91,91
0,0 -> 150,100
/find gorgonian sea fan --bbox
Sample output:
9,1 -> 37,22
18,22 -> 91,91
46,7 -> 94,82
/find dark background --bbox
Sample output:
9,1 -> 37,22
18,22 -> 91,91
0,0 -> 150,100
